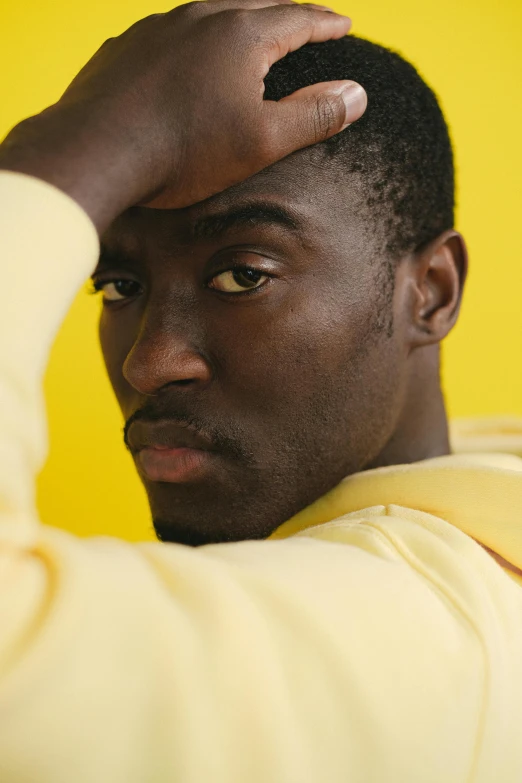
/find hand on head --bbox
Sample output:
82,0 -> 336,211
0,0 -> 366,231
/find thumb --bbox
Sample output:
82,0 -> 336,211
269,80 -> 367,154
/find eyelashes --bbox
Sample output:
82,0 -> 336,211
91,278 -> 142,302
91,264 -> 272,304
208,267 -> 269,293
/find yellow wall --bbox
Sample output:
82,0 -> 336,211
1,0 -> 521,541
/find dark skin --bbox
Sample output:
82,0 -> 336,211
0,0 -> 369,543
96,148 -> 467,544
9,0 -> 519,572
0,0 -> 365,231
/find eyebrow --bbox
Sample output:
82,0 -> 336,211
94,202 -> 303,272
191,202 -> 301,240
95,244 -> 136,273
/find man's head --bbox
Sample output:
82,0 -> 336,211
94,35 -> 467,545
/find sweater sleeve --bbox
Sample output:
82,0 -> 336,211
0,171 -> 99,545
0,172 -> 511,783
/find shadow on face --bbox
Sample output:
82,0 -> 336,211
94,148 -> 458,545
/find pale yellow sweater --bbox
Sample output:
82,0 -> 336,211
1,170 -> 522,783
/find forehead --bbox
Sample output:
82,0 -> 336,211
103,148 -> 369,253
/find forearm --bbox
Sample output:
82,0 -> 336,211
0,0 -> 362,542
0,107 -> 143,235
0,171 -> 99,538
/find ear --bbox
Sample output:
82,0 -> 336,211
407,230 -> 468,346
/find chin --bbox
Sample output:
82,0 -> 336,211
152,516 -> 244,546
145,471 -> 287,545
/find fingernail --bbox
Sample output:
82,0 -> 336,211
331,81 -> 367,129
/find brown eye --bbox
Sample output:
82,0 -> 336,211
210,267 -> 268,293
94,279 -> 141,302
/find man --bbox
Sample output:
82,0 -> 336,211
95,33 -> 464,547
0,2 -> 521,782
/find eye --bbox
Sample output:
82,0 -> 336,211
92,279 -> 142,302
209,267 -> 269,294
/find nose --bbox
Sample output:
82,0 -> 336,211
122,311 -> 213,396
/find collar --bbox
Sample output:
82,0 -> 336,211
270,452 -> 522,574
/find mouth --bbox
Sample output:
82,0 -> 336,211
127,419 -> 217,484
138,445 -> 214,483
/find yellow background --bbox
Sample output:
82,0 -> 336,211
1,0 -> 521,541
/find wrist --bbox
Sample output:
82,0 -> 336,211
0,105 -> 149,234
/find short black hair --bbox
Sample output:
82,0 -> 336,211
264,36 -> 454,259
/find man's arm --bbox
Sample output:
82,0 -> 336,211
0,172 -> 99,546
0,2 -> 364,232
0,0 -> 365,551
0,6 -> 485,783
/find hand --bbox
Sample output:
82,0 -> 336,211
0,0 -> 367,232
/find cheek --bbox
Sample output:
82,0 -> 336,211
220,283 -> 379,393
215,284 -> 404,476
98,308 -> 137,408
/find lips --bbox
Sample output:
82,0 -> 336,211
127,419 -> 216,483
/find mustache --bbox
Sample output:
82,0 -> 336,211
123,402 -> 252,463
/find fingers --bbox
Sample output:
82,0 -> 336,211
200,0 -> 292,8
204,0 -> 331,8
167,1 -> 349,58
251,4 -> 351,67
265,79 -> 367,155
299,3 -> 337,11
200,0 -> 338,13
178,0 -> 342,23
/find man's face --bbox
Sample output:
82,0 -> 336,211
96,149 -> 409,545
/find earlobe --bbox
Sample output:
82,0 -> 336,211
411,230 -> 467,346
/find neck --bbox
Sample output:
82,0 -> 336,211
362,349 -> 522,579
367,345 -> 450,470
